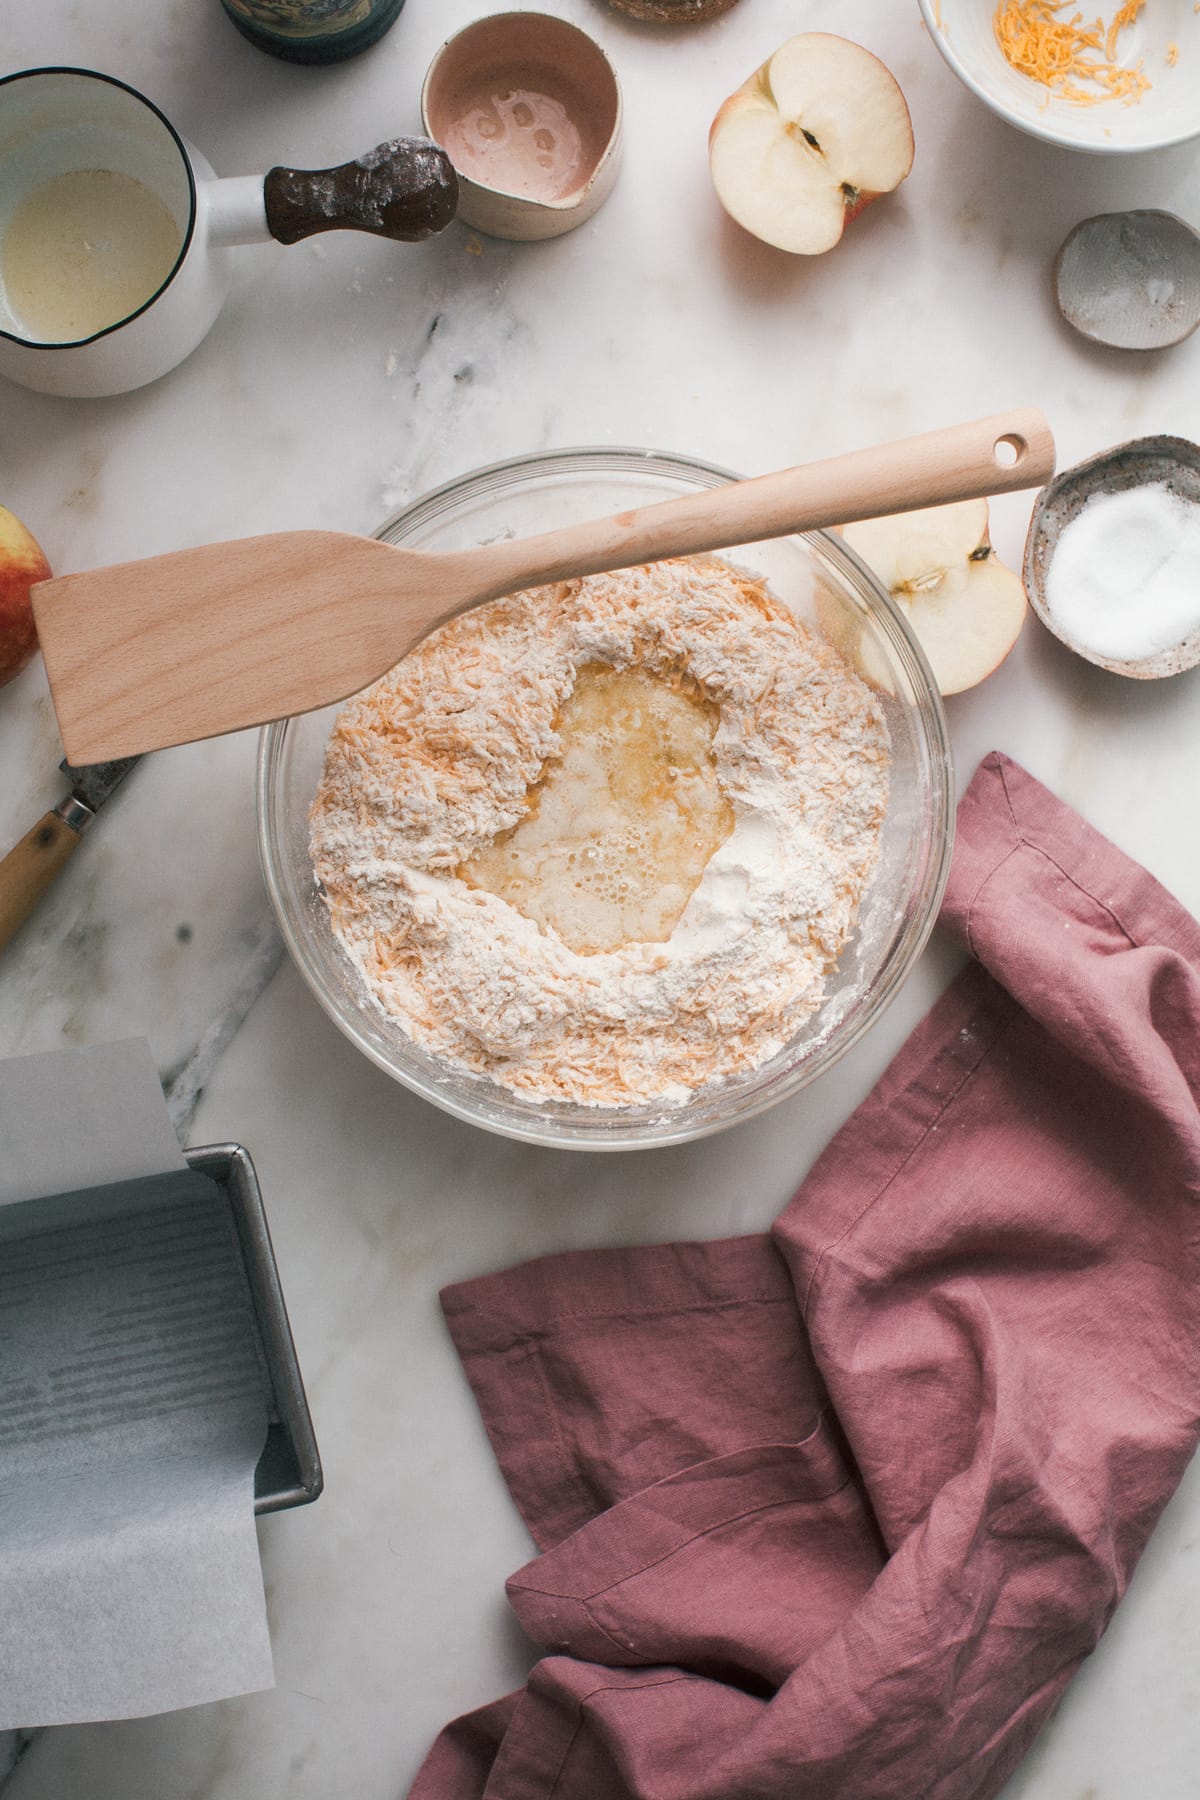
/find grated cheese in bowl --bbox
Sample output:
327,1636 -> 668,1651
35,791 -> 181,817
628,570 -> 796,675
993,0 -> 1150,104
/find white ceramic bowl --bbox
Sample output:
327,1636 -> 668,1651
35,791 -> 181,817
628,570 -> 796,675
258,448 -> 954,1151
919,0 -> 1200,153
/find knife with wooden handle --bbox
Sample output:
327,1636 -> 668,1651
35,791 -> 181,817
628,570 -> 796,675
0,756 -> 139,952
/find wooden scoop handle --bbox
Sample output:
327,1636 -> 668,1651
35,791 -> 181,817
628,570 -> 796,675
264,137 -> 458,244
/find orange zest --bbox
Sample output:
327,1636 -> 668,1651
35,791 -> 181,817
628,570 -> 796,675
993,0 -> 1151,103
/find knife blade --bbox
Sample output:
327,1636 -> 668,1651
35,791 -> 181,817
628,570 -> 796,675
0,755 -> 140,953
58,754 -> 141,817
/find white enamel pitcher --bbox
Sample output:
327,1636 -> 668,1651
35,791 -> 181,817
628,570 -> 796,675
0,66 -> 458,398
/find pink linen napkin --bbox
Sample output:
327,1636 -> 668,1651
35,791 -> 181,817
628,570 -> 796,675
410,751 -> 1200,1799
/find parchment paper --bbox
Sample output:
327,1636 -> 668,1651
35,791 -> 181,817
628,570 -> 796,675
0,1040 -> 274,1725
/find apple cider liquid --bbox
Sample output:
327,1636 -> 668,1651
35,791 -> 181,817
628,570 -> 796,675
461,665 -> 735,954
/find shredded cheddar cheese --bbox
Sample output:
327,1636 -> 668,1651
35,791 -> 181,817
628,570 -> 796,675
1106,0 -> 1145,57
993,0 -> 1151,103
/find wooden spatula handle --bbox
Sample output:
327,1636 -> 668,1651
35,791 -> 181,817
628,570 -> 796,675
31,408 -> 1055,765
447,409 -> 1056,603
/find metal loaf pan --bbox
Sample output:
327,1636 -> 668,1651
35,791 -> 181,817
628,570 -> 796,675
185,1143 -> 322,1514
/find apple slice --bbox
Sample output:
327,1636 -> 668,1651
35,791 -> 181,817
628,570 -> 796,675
840,500 -> 1028,696
708,33 -> 914,255
0,503 -> 51,690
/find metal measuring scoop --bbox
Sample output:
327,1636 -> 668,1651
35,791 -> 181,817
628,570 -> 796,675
1054,210 -> 1200,351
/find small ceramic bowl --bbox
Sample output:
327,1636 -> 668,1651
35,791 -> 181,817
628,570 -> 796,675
1024,435 -> 1200,678
919,0 -> 1200,153
1053,210 -> 1200,351
421,12 -> 621,241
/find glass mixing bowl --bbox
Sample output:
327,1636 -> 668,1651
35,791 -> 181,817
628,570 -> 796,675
257,447 -> 954,1150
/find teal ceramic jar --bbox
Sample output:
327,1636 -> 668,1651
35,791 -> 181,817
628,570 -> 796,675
219,0 -> 406,64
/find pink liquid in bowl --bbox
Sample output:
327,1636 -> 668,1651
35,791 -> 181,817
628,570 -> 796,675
423,14 -> 619,208
440,74 -> 588,202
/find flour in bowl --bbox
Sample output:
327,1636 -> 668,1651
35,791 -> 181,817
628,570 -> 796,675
309,555 -> 890,1107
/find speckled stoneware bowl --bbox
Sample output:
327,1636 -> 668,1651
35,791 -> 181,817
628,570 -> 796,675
1024,435 -> 1200,678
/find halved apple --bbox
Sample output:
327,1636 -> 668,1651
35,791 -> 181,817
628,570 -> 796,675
708,33 -> 914,255
840,500 -> 1028,696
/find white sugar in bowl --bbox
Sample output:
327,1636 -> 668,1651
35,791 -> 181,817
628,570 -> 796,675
1024,435 -> 1200,677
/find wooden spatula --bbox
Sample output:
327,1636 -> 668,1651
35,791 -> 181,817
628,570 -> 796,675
32,408 -> 1054,764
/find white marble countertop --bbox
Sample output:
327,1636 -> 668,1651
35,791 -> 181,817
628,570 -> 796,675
3,1 -> 1200,1794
